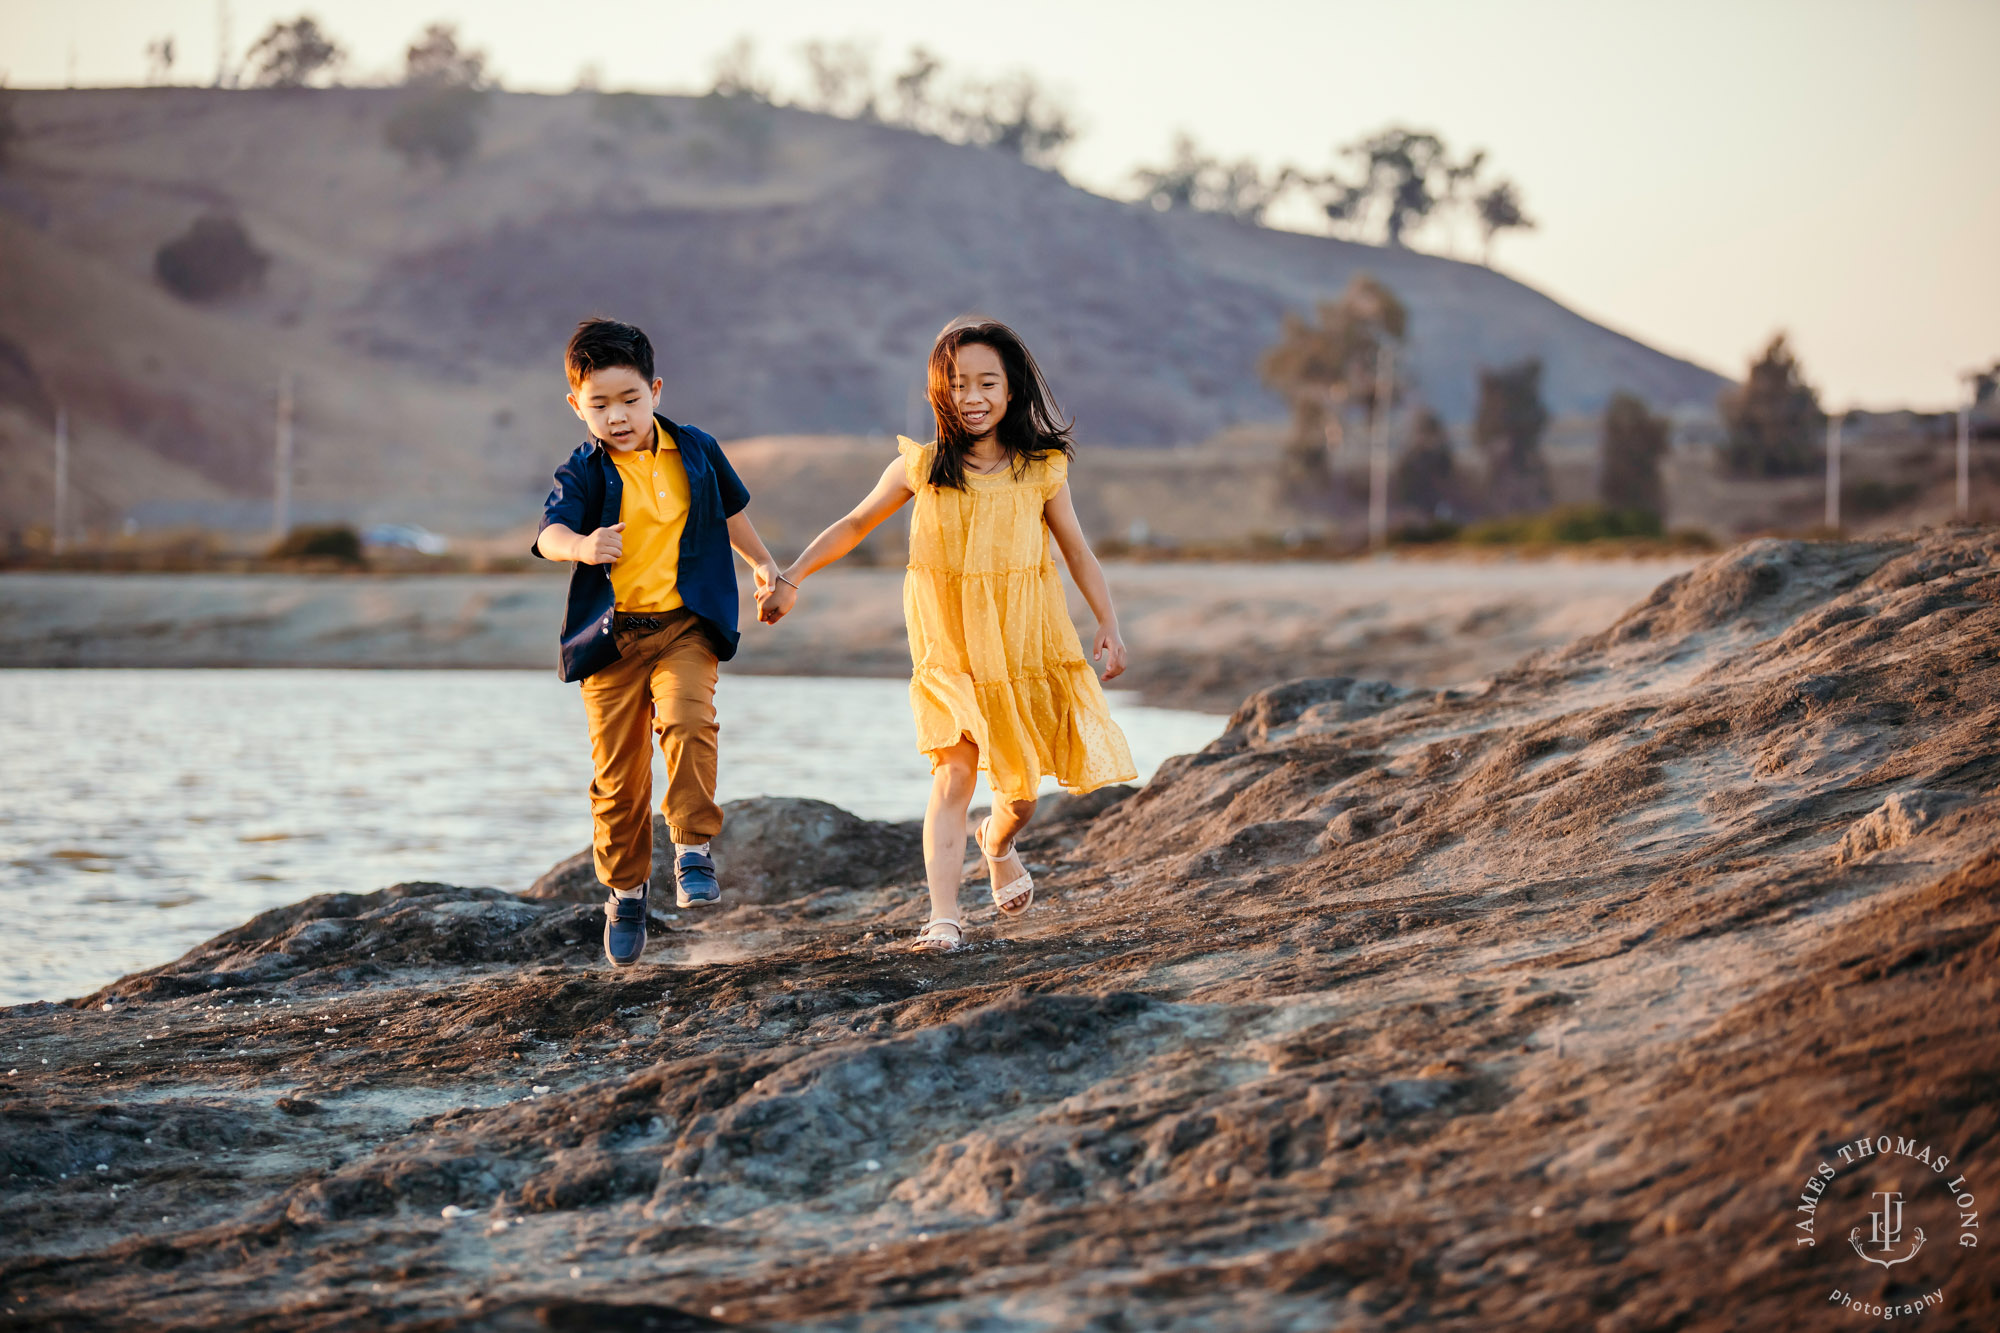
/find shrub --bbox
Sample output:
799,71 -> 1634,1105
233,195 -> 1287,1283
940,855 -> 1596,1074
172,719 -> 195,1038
270,524 -> 363,563
1392,519 -> 1461,545
1847,480 -> 1920,518
592,92 -> 672,132
385,87 -> 489,170
688,93 -> 775,174
155,216 -> 270,302
385,22 -> 492,170
1462,505 -> 1663,545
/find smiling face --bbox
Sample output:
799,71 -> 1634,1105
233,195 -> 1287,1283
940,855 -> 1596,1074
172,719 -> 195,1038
949,342 -> 1011,443
566,365 -> 662,451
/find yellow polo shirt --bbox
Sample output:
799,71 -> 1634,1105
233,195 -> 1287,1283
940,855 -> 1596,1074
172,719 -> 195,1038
608,420 -> 690,613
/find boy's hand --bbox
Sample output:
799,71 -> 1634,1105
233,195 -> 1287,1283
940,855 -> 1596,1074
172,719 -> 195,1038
1092,622 -> 1127,681
757,578 -> 798,624
577,523 -> 625,565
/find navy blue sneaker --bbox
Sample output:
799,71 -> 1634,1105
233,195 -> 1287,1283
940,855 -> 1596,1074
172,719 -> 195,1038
602,882 -> 649,967
674,848 -> 720,907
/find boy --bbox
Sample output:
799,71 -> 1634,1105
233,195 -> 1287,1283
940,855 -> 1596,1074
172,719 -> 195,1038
534,318 -> 793,968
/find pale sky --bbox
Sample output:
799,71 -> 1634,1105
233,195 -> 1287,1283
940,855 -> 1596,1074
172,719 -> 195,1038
5,0 -> 1996,409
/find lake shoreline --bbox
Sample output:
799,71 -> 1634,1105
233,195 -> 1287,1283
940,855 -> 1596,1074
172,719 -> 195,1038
0,557 -> 1696,713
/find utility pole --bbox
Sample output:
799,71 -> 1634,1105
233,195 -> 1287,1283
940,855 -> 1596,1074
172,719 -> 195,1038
1958,377 -> 1974,520
1368,341 -> 1396,550
52,406 -> 69,556
1824,410 -> 1843,532
215,0 -> 232,88
271,372 -> 294,541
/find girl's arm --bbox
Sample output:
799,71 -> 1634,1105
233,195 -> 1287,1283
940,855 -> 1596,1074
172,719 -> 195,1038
1044,481 -> 1127,681
761,458 -> 915,623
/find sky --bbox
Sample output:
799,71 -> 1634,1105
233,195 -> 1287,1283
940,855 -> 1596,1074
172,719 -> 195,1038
4,0 -> 1996,409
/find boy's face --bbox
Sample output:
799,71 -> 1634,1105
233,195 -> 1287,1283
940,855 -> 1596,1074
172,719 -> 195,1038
567,366 -> 663,451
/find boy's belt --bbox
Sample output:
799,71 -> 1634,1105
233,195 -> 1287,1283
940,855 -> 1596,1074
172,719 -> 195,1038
612,612 -> 668,632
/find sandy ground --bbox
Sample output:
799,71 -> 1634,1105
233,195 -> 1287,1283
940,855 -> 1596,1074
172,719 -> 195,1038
0,556 -> 1695,712
3,531 -> 1997,1330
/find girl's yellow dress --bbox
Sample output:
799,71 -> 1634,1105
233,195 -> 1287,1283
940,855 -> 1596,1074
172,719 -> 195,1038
898,437 -> 1137,804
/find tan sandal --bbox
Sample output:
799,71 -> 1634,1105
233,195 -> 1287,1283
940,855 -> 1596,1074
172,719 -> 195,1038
978,818 -> 1035,917
910,917 -> 965,953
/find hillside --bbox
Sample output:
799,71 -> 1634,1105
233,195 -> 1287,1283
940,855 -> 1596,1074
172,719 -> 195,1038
3,530 -> 1997,1329
0,88 -> 1725,537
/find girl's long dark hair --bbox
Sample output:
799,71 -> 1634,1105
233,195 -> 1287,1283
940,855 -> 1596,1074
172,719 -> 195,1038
925,317 -> 1075,490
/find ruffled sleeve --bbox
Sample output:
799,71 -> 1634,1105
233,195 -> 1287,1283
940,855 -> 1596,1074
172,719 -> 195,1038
1040,450 -> 1070,499
897,435 -> 931,491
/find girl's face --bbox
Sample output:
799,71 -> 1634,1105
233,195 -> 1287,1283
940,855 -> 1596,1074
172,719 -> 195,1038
950,343 -> 1010,442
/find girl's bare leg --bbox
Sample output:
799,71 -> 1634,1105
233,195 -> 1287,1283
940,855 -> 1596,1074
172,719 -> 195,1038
923,739 -> 981,924
983,796 -> 1037,854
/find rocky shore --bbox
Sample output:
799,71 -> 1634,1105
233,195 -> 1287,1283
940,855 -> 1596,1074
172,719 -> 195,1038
4,532 -> 1998,1330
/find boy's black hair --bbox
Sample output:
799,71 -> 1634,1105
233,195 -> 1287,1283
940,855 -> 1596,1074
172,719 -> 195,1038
565,318 -> 655,389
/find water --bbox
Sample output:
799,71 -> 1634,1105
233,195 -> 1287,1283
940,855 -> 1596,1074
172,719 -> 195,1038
0,670 -> 1222,1005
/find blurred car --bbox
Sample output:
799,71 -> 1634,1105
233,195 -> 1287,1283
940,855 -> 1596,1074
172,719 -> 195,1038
360,523 -> 450,555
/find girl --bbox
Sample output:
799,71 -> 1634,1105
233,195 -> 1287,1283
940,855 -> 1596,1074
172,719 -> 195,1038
758,318 -> 1136,951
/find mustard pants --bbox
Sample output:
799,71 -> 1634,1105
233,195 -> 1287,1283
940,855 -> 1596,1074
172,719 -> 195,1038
580,610 -> 723,891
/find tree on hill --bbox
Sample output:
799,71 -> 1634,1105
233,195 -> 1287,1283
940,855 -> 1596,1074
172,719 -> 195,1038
1133,133 -> 1286,224
941,73 -> 1075,168
1312,127 -> 1460,249
1259,274 -> 1408,491
888,47 -> 943,127
1304,125 -> 1530,258
708,36 -> 774,103
243,16 -> 345,89
145,36 -> 178,85
699,37 -> 1078,171
1473,359 -> 1551,513
1718,333 -> 1823,477
404,22 -> 489,89
384,23 -> 493,171
798,39 -> 877,120
1598,391 -> 1669,520
1475,180 -> 1534,264
1974,361 -> 1998,408
1392,408 -> 1458,517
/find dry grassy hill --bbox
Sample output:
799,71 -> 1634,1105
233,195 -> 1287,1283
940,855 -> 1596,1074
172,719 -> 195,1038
0,88 -> 1727,540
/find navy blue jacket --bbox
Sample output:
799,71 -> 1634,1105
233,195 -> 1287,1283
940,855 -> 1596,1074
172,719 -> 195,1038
533,414 -> 751,682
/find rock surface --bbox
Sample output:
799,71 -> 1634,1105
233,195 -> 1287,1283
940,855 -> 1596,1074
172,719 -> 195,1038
4,531 -> 2000,1330
525,800 -> 925,906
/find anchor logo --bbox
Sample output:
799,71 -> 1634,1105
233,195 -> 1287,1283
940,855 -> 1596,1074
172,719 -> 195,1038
1849,1190 -> 1925,1268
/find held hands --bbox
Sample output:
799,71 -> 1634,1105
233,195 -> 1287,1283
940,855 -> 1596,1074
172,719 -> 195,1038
576,523 -> 625,565
1092,621 -> 1128,681
756,567 -> 799,624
